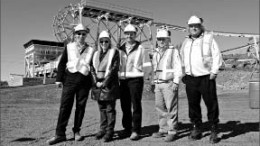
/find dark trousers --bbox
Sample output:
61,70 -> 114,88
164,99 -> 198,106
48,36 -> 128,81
56,72 -> 91,136
98,100 -> 116,133
184,75 -> 219,126
119,77 -> 144,134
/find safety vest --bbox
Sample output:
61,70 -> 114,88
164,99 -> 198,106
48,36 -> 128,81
66,42 -> 94,76
153,47 -> 175,82
118,42 -> 145,79
181,32 -> 214,70
92,48 -> 116,79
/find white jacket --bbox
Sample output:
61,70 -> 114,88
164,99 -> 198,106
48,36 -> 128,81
181,32 -> 223,76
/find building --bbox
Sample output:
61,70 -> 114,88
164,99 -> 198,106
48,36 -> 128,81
23,40 -> 64,78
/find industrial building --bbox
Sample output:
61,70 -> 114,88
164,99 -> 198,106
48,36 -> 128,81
23,39 -> 64,78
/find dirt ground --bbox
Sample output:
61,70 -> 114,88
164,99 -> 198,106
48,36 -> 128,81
0,85 -> 259,146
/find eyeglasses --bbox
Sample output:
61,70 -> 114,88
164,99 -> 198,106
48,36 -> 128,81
75,32 -> 87,36
188,24 -> 201,28
100,40 -> 109,44
124,32 -> 136,36
157,38 -> 166,41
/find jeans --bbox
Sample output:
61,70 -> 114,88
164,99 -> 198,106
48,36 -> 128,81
154,82 -> 178,134
97,100 -> 116,133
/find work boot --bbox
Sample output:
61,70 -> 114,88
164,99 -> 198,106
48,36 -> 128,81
46,135 -> 66,145
189,124 -> 202,140
119,129 -> 131,138
103,131 -> 114,142
209,125 -> 219,144
95,131 -> 106,140
130,132 -> 140,141
74,132 -> 83,141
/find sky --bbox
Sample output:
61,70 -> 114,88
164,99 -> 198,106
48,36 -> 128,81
1,0 -> 259,81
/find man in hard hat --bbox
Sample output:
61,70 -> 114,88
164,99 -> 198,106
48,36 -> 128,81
90,30 -> 119,142
118,24 -> 151,140
150,29 -> 183,142
47,23 -> 95,145
180,15 -> 223,144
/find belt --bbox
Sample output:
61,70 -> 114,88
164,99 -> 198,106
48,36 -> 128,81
186,74 -> 210,78
154,80 -> 172,84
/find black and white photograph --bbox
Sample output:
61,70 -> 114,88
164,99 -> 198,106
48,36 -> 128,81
1,0 -> 259,145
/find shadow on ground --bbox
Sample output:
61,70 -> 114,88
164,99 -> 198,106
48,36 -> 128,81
112,121 -> 259,141
11,137 -> 36,142
218,121 -> 259,140
178,121 -> 259,141
9,121 -> 258,144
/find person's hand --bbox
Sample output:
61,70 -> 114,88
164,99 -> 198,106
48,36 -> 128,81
147,84 -> 155,93
96,82 -> 103,88
172,82 -> 179,91
55,82 -> 63,88
209,73 -> 217,80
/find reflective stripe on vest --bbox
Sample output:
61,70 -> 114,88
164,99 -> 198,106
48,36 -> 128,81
181,32 -> 213,69
201,32 -> 214,68
119,43 -> 144,78
153,48 -> 175,81
201,32 -> 213,59
93,48 -> 116,79
66,42 -> 94,75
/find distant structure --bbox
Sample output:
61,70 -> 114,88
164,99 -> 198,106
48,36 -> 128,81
8,74 -> 24,87
53,0 -> 259,70
23,40 -> 64,78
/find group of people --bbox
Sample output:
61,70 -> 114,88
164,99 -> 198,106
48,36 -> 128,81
47,15 -> 223,145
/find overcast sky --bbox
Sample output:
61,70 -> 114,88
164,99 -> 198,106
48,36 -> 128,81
1,0 -> 259,81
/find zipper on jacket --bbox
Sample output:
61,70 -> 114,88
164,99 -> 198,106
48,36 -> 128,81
189,40 -> 194,76
124,53 -> 128,79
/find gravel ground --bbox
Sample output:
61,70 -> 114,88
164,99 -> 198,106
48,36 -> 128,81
0,87 -> 259,146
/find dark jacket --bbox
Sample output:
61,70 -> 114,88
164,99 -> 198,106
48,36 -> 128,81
90,49 -> 120,101
56,42 -> 90,85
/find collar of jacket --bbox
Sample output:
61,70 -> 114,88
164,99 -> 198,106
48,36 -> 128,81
187,31 -> 205,40
155,45 -> 174,53
119,41 -> 140,54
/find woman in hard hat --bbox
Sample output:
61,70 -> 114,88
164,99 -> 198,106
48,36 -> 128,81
180,15 -> 223,144
118,24 -> 151,140
47,23 -> 95,145
90,30 -> 119,142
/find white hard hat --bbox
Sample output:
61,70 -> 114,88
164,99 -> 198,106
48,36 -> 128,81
124,24 -> 137,32
74,23 -> 89,33
156,29 -> 170,38
188,15 -> 202,25
99,31 -> 110,39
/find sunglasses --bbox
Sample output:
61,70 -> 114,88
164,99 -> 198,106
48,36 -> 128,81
124,32 -> 136,35
188,24 -> 201,28
75,32 -> 87,36
100,40 -> 109,44
157,38 -> 166,41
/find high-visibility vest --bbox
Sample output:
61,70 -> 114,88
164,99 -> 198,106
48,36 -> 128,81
181,32 -> 214,70
118,42 -> 146,79
153,47 -> 175,81
66,42 -> 94,75
92,48 -> 116,79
